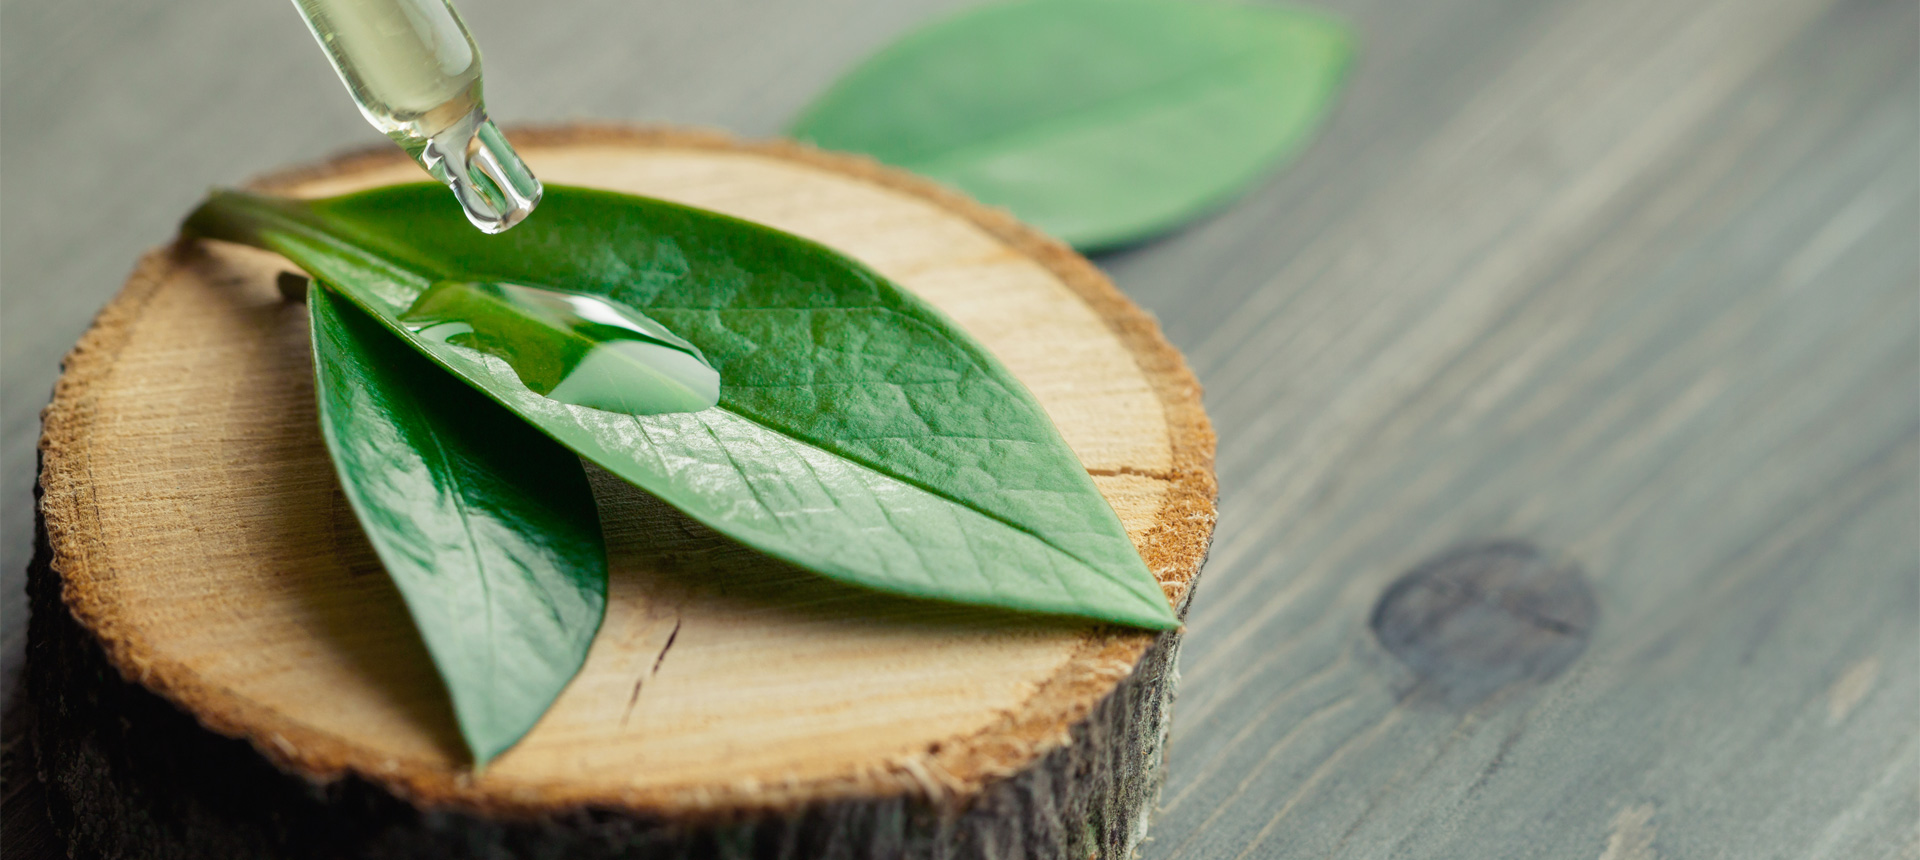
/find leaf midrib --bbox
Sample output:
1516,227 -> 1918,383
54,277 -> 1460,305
401,379 -> 501,735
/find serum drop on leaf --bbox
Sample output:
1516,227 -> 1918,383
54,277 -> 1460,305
401,280 -> 721,416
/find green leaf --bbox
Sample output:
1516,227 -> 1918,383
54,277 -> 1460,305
309,284 -> 609,764
189,185 -> 1177,630
789,0 -> 1354,250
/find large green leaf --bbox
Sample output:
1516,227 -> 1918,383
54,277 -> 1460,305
790,0 -> 1354,250
309,285 -> 608,763
189,185 -> 1176,630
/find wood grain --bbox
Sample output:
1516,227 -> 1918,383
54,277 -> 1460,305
1116,0 -> 1920,857
5,0 -> 1915,856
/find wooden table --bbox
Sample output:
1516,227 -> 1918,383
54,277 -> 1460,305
4,0 -> 1914,856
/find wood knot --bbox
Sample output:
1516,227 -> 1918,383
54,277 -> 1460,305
1370,541 -> 1595,707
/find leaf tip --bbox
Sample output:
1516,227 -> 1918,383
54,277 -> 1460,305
1108,586 -> 1180,631
459,710 -> 539,768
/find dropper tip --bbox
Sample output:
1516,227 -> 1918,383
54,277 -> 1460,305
420,112 -> 543,234
472,177 -> 542,234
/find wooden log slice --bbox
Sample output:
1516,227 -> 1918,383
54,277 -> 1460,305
29,125 -> 1217,860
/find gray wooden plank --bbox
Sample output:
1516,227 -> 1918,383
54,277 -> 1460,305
3,0 -> 1914,857
1101,0 -> 1920,856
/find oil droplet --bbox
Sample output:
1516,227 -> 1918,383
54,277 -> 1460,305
401,280 -> 720,415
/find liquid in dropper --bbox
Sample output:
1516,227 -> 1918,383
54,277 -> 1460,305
293,0 -> 541,233
401,281 -> 722,416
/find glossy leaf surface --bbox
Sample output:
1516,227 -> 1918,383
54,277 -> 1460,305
790,0 -> 1354,250
190,185 -> 1176,629
310,285 -> 608,764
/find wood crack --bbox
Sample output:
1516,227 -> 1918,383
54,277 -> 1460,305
622,616 -> 683,728
1086,465 -> 1177,481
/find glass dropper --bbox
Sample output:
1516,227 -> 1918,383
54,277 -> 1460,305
291,0 -> 541,233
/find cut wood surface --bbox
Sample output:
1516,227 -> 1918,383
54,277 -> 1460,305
31,127 -> 1216,841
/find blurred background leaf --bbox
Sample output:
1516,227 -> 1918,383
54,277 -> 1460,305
791,0 -> 1353,250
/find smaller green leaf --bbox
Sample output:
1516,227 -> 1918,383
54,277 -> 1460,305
790,0 -> 1355,250
310,285 -> 609,764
